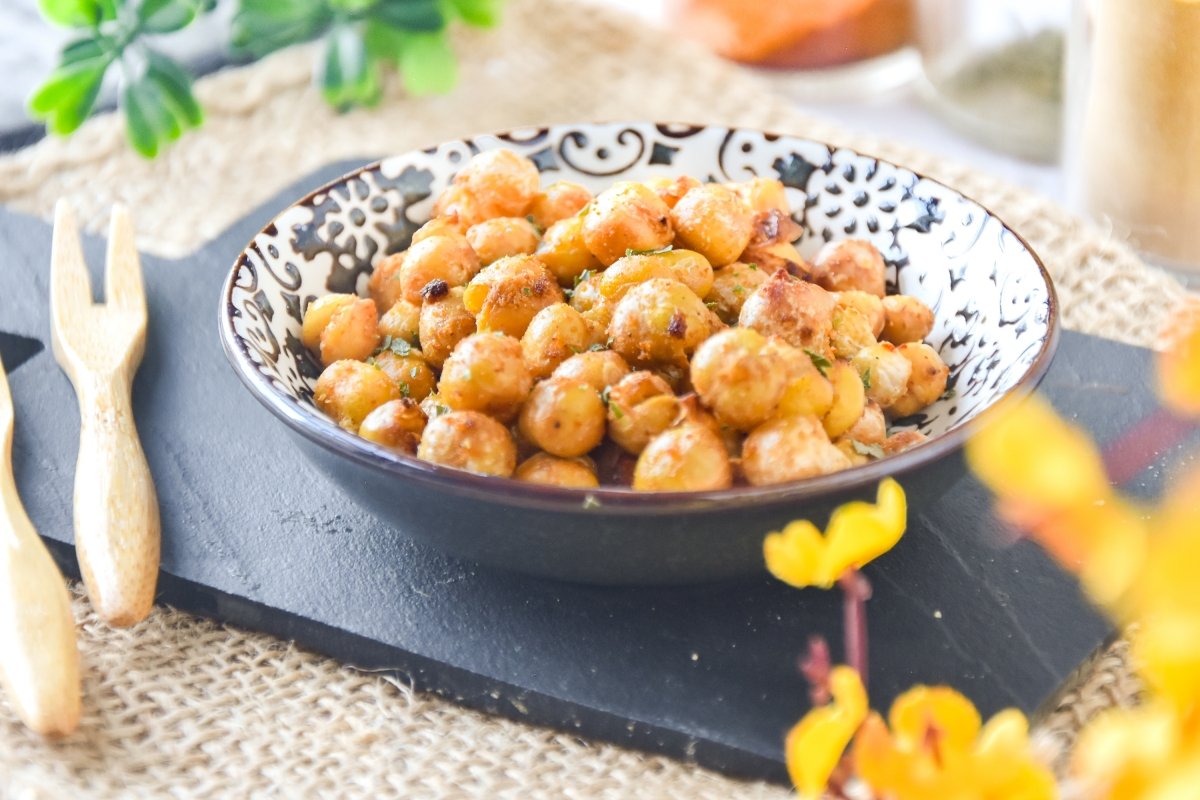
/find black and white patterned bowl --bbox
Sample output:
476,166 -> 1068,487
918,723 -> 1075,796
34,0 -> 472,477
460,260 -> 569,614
219,122 -> 1058,584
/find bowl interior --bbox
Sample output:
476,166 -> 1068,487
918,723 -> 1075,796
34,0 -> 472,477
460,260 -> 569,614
222,122 -> 1055,498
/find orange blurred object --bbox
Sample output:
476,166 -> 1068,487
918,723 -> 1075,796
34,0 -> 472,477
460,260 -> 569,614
667,0 -> 914,68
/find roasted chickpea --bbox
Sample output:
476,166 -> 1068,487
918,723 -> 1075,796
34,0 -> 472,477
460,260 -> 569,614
453,149 -> 540,219
521,303 -> 598,379
420,391 -> 450,419
372,346 -> 437,401
438,332 -> 532,421
669,184 -> 754,267
462,255 -> 564,338
581,181 -> 673,266
301,294 -> 355,351
823,360 -> 867,439
738,270 -> 835,356
608,278 -> 722,368
536,215 -> 602,287
675,393 -> 742,457
398,233 -> 481,306
842,401 -> 886,445
358,398 -> 427,454
632,424 -> 733,491
315,360 -> 401,431
412,217 -> 467,244
605,371 -> 680,454
690,328 -> 788,431
418,285 -> 477,368
466,217 -> 540,265
835,290 -> 886,338
417,410 -> 517,477
731,177 -> 790,214
852,342 -> 913,409
889,342 -> 950,417
368,252 -> 407,314
831,305 -> 878,360
644,175 -> 701,209
518,377 -> 608,458
377,299 -> 421,345
309,295 -> 380,366
705,261 -> 770,325
566,268 -> 604,312
551,350 -> 631,392
515,453 -> 599,487
742,415 -> 851,485
883,429 -> 928,455
599,249 -> 714,301
740,210 -> 808,276
431,184 -> 488,229
880,295 -> 936,345
528,181 -> 593,229
813,239 -> 887,297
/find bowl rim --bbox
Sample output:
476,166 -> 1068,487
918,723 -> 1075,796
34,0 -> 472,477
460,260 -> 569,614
218,121 -> 1060,515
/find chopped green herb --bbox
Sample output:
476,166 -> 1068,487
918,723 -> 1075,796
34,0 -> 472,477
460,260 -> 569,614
733,285 -> 745,294
431,403 -> 450,417
746,263 -> 758,270
625,245 -> 674,257
374,335 -> 413,357
600,385 -> 625,419
569,344 -> 583,354
861,368 -> 872,391
587,342 -> 607,352
521,286 -> 532,296
804,349 -> 832,377
851,440 -> 885,460
705,301 -> 719,309
400,382 -> 411,398
525,214 -> 544,235
574,269 -> 593,288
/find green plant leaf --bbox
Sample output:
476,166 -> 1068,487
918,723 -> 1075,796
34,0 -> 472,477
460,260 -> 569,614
28,57 -> 110,135
38,0 -> 117,28
60,35 -> 114,66
371,0 -> 444,32
444,0 -> 500,27
146,50 -> 203,127
138,0 -> 209,34
329,0 -> 377,12
398,30 -> 456,95
230,0 -> 333,59
320,23 -> 382,109
121,78 -> 159,157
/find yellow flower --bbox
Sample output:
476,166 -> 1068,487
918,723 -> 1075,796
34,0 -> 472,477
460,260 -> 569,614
852,685 -> 1056,800
1072,703 -> 1191,799
764,478 -> 906,589
785,666 -> 868,799
1157,302 -> 1200,417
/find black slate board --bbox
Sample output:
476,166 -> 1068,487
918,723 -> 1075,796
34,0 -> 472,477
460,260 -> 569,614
1,165 -> 1182,784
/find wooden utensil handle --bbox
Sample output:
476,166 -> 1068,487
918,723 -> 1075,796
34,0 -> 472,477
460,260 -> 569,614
73,370 -> 160,627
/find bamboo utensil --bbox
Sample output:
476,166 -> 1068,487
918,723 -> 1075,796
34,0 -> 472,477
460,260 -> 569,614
50,201 -> 160,627
0,354 -> 81,736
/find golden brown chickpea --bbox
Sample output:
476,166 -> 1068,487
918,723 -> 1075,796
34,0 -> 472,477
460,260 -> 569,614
600,249 -> 715,301
670,183 -> 754,267
579,301 -> 615,336
834,290 -> 886,338
466,217 -> 541,265
566,268 -> 605,312
740,210 -> 809,276
417,410 -> 517,477
521,303 -> 598,379
301,294 -> 355,351
358,398 -> 427,454
889,342 -> 950,417
608,278 -> 722,369
813,239 -> 887,297
377,299 -> 421,345
517,377 -> 607,458
880,295 -> 936,345
438,332 -> 532,422
315,360 -> 401,431
452,149 -> 541,219
581,181 -> 673,266
605,371 -> 680,454
632,424 -> 733,492
705,261 -> 770,325
368,252 -> 406,314
398,233 -> 481,306
644,175 -> 701,209
675,393 -> 742,457
431,184 -> 488,229
536,215 -> 603,287
851,342 -> 913,409
883,429 -> 928,455
690,328 -> 789,431
372,346 -> 437,401
842,400 -> 886,445
551,350 -> 631,392
738,270 -> 835,356
742,414 -> 852,486
418,284 -> 477,368
317,296 -> 381,366
412,217 -> 467,244
731,177 -> 790,214
830,305 -> 878,360
822,360 -> 867,440
514,453 -> 599,488
462,255 -> 565,338
528,181 -> 593,229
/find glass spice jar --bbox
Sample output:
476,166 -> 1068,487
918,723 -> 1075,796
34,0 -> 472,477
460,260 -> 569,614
1064,0 -> 1200,273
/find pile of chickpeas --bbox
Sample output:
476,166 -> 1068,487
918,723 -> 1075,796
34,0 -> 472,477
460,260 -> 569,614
303,148 -> 949,492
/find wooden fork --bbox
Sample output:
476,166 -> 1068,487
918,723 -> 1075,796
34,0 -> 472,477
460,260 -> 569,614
0,354 -> 81,736
51,201 -> 160,627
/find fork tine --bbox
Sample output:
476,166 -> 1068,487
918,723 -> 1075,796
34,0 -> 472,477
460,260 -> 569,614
104,204 -> 146,319
49,200 -> 94,328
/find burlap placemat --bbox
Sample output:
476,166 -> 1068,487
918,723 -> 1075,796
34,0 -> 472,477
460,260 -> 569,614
0,0 -> 1180,795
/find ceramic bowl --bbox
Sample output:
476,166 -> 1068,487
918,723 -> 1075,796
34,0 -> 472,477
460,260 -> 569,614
219,122 -> 1058,584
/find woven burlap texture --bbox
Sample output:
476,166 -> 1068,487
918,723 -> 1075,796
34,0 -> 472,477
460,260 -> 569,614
0,0 -> 1178,796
